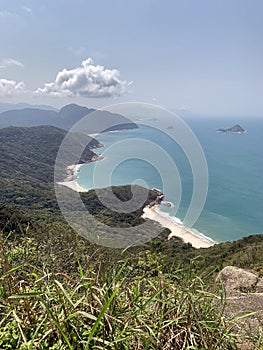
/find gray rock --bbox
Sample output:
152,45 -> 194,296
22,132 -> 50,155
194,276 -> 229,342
216,266 -> 258,293
255,278 -> 263,293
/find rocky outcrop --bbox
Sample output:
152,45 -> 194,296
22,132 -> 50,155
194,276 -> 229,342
216,266 -> 262,293
79,149 -> 104,164
148,188 -> 165,207
79,139 -> 104,164
216,266 -> 258,292
216,266 -> 263,349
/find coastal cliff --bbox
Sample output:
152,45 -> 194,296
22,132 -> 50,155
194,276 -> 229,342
147,188 -> 165,207
79,142 -> 104,164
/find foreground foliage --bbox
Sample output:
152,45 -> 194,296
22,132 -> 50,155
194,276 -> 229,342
1,234 -> 251,350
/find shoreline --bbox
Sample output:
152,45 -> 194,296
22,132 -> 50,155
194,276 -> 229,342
64,164 -> 82,182
57,151 -> 215,249
57,164 -> 88,192
58,165 -> 215,249
57,155 -> 105,193
58,167 -> 215,248
142,205 -> 215,249
57,179 -> 88,192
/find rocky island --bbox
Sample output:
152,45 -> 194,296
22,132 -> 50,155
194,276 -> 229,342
216,124 -> 246,134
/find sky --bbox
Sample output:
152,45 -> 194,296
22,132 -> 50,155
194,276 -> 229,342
0,0 -> 262,117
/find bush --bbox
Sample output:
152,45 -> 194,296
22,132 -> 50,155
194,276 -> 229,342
0,235 -> 240,350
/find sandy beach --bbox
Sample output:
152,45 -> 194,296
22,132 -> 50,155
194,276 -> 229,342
57,180 -> 88,192
142,205 -> 215,249
57,164 -> 88,192
57,164 -> 215,249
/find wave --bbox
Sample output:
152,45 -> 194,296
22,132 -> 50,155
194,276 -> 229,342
161,201 -> 175,208
156,205 -> 216,244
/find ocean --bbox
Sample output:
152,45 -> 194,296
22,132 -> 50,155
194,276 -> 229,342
77,116 -> 263,243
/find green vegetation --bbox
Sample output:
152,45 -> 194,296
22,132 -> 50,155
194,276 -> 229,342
0,234 -> 242,350
0,125 -> 100,210
2,211 -> 263,349
1,125 -> 263,348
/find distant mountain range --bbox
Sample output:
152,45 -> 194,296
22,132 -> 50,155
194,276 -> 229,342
0,103 -> 137,133
0,102 -> 58,113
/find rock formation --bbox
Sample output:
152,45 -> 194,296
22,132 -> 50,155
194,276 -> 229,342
216,124 -> 246,134
216,266 -> 263,293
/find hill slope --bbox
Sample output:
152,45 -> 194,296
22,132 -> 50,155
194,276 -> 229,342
0,125 -> 263,271
0,125 -> 101,209
0,125 -> 263,349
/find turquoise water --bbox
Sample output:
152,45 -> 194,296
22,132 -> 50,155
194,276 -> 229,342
77,117 -> 263,243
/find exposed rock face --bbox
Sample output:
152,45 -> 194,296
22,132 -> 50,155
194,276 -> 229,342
78,137 -> 104,164
255,278 -> 263,293
148,188 -> 165,207
216,266 -> 263,349
216,266 -> 263,293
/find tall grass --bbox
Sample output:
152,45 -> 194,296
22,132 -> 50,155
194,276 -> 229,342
0,233 -> 257,349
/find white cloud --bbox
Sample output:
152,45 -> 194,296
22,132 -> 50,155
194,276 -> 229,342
0,10 -> 19,20
0,58 -> 24,69
35,58 -> 129,98
21,6 -> 32,13
0,78 -> 26,97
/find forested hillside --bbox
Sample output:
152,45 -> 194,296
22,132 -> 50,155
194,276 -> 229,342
0,125 -> 100,209
1,125 -> 263,349
1,124 -> 263,272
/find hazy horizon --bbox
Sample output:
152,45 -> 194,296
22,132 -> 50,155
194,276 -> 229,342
1,101 -> 263,120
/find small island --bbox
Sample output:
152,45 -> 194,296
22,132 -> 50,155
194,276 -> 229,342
216,124 -> 246,134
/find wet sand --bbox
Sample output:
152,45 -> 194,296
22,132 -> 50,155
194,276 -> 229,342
142,205 -> 215,249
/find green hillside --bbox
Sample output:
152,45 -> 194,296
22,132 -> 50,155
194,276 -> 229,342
1,125 -> 263,349
1,125 -> 262,271
0,125 -> 100,209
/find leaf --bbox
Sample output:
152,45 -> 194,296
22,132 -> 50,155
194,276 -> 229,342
85,283 -> 121,349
